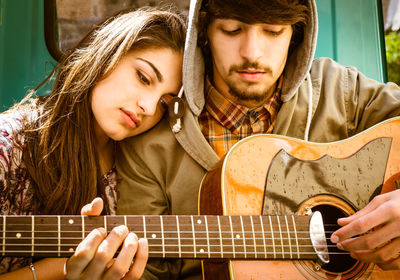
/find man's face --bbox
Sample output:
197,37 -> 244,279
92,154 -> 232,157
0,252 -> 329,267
207,18 -> 293,108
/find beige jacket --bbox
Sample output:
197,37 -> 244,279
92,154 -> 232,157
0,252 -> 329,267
117,0 -> 400,279
117,58 -> 400,279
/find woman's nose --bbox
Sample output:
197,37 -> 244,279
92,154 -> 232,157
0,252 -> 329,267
137,96 -> 159,116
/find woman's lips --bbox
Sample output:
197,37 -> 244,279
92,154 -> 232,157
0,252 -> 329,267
120,109 -> 140,129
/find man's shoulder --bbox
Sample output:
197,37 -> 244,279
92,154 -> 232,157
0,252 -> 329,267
311,57 -> 358,74
120,117 -> 177,150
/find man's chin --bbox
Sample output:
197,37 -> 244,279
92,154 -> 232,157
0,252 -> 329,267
229,91 -> 269,103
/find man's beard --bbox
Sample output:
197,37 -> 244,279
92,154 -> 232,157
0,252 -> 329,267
227,81 -> 269,103
227,60 -> 273,103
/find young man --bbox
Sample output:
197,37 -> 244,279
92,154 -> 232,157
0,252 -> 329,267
117,0 -> 400,279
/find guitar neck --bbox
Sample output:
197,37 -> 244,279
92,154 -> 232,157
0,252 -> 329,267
0,213 -> 327,261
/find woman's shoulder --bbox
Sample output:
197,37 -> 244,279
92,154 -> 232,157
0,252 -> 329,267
0,107 -> 37,216
0,113 -> 25,151
0,108 -> 36,149
0,106 -> 39,173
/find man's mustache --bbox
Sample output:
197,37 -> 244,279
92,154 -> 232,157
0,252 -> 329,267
229,60 -> 273,75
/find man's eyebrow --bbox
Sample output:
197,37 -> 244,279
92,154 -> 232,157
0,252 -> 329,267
137,58 -> 163,82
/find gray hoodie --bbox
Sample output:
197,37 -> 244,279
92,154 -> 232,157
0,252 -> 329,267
117,0 -> 400,279
182,0 -> 318,117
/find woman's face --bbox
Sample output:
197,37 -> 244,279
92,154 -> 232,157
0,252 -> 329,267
91,48 -> 183,142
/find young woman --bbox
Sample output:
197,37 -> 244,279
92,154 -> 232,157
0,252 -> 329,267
0,7 -> 185,279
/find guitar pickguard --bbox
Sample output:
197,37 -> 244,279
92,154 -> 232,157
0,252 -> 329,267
262,137 -> 392,215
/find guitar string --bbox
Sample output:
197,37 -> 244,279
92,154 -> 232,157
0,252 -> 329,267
0,221 -> 342,227
0,235 -> 338,241
0,221 -> 340,229
0,251 -> 350,255
0,220 -> 340,228
0,222 -> 340,226
0,249 -> 350,256
0,242 -> 344,249
0,237 -> 345,249
0,229 -> 342,234
0,236 -> 339,241
0,243 -> 346,253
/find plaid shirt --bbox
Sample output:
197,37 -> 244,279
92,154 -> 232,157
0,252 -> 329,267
198,77 -> 283,158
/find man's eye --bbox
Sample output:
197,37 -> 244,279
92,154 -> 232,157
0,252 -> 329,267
222,28 -> 241,35
137,71 -> 150,85
264,29 -> 283,36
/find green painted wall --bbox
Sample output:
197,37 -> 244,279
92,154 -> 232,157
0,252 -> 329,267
0,0 -> 56,111
0,0 -> 388,110
315,0 -> 387,82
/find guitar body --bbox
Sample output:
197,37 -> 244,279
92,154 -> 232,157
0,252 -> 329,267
199,117 -> 400,280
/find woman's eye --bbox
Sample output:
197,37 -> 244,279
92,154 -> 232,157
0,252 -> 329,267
137,70 -> 150,85
222,28 -> 241,35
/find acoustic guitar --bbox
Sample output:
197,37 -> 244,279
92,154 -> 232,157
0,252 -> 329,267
1,117 -> 400,280
199,116 -> 400,279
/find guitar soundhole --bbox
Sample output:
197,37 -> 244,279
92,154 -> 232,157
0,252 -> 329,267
312,205 -> 357,273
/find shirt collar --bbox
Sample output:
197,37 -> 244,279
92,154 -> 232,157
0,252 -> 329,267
204,76 -> 283,133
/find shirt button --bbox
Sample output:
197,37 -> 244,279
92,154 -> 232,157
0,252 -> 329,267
250,111 -> 258,118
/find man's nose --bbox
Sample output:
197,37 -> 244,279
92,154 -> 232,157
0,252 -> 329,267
239,29 -> 264,62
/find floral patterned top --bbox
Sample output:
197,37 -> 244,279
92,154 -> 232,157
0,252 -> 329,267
0,110 -> 118,274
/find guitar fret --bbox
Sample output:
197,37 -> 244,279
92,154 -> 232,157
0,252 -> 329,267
104,216 -> 107,233
142,216 -> 146,240
204,216 -> 210,258
81,216 -> 85,239
2,216 -> 5,256
269,216 -> 276,259
217,216 -> 223,258
229,216 -> 235,258
277,216 -> 284,258
160,216 -> 165,258
190,215 -> 196,258
176,216 -> 181,258
285,215 -> 292,259
291,215 -> 300,259
259,216 -> 267,258
250,216 -> 257,258
124,216 -> 127,228
31,216 -> 34,257
57,216 -> 60,257
240,216 -> 247,258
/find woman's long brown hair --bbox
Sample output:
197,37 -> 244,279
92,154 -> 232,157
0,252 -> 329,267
15,7 -> 186,215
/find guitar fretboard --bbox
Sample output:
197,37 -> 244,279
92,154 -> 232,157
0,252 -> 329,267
0,214 -> 321,260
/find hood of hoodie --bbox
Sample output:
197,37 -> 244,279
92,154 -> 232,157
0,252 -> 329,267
182,0 -> 319,116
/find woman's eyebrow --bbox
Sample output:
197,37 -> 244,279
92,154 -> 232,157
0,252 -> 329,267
137,58 -> 163,82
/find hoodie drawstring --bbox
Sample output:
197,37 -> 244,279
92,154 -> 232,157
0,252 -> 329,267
304,72 -> 313,141
172,86 -> 185,133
